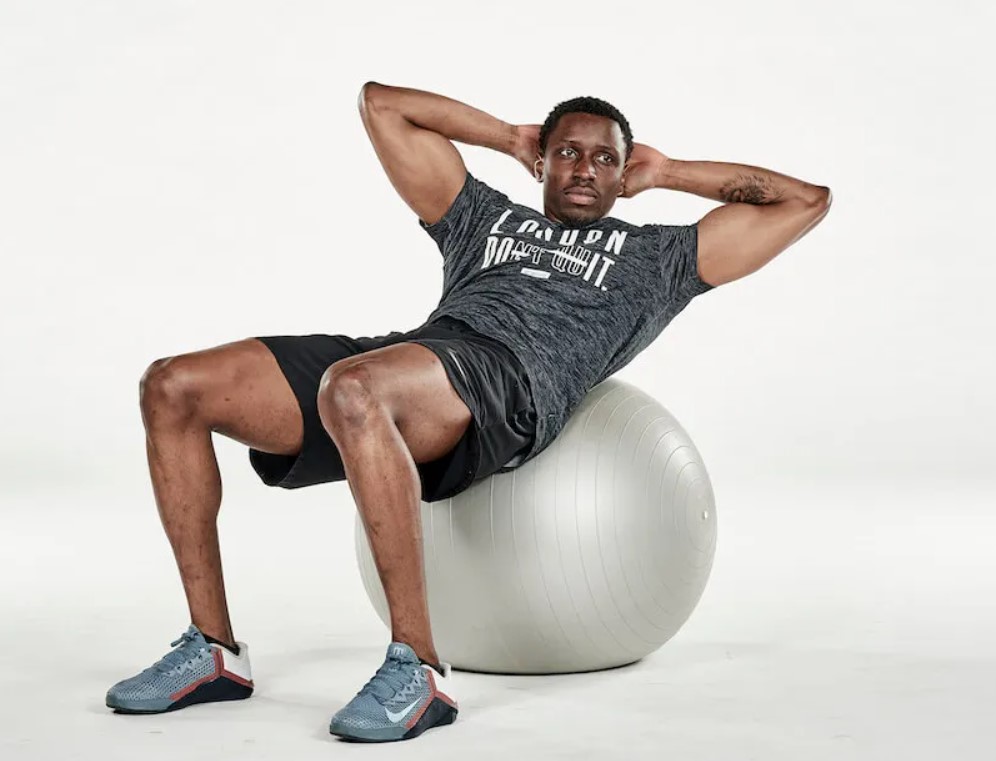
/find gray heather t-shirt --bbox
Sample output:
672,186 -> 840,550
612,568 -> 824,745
420,171 -> 714,464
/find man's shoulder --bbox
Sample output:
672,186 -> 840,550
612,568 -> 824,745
465,172 -> 516,207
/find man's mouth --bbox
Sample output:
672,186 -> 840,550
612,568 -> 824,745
565,186 -> 598,205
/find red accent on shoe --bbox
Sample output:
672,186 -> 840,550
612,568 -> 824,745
169,648 -> 223,701
404,667 -> 458,729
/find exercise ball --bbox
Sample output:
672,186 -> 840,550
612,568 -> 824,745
354,377 -> 716,674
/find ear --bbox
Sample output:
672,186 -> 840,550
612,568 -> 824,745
618,162 -> 630,196
533,157 -> 544,183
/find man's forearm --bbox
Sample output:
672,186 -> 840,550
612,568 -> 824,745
657,159 -> 829,206
362,82 -> 517,157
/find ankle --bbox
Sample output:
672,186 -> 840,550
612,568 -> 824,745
199,630 -> 240,655
412,646 -> 442,672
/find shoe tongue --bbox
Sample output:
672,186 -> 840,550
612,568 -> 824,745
386,642 -> 419,664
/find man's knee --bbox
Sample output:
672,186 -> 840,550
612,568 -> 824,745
317,359 -> 384,432
140,356 -> 201,424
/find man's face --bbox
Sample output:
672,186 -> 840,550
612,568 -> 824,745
536,112 -> 627,227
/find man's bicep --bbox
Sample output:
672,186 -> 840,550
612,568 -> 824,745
360,89 -> 467,225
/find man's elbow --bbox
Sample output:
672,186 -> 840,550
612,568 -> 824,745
808,185 -> 832,211
357,81 -> 394,119
795,186 -> 832,239
356,81 -> 398,119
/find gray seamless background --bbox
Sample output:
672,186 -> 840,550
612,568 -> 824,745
1,1 -> 991,493
1,2 -> 993,759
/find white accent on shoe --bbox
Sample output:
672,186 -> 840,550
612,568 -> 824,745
215,641 -> 252,681
422,661 -> 456,705
385,699 -> 421,724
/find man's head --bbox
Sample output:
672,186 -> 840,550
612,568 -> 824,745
535,96 -> 633,227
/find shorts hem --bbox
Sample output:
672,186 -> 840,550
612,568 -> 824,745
249,447 -> 310,489
405,338 -> 483,502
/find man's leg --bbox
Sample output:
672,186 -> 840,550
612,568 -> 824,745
139,338 -> 304,645
318,341 -> 466,742
316,342 -> 472,669
107,338 -> 305,714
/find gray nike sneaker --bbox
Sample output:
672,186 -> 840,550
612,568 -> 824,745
106,625 -> 253,714
329,642 -> 458,742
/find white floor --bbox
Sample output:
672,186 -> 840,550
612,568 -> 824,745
2,473 -> 994,761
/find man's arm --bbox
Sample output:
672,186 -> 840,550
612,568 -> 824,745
358,82 -> 528,225
657,158 -> 832,287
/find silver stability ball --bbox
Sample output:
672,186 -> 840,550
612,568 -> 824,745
354,377 -> 717,674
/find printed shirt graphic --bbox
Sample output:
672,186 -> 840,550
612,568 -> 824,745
420,172 -> 714,463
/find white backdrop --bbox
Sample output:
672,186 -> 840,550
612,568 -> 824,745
1,2 -> 994,760
2,0 -> 993,493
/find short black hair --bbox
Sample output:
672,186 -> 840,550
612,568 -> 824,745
539,96 -> 634,160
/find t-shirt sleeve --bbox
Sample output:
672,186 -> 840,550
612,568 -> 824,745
418,171 -> 496,258
655,222 -> 715,300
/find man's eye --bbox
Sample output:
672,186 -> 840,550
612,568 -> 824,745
598,154 -> 614,164
560,148 -> 575,157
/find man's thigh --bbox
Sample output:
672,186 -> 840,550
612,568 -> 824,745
248,329 -> 427,490
321,341 -> 474,465
246,320 -> 531,501
144,338 -> 304,456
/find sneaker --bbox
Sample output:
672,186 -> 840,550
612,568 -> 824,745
106,624 -> 253,714
329,642 -> 458,742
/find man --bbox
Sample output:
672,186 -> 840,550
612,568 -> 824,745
105,82 -> 831,743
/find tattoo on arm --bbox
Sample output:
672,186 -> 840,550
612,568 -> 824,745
719,174 -> 784,205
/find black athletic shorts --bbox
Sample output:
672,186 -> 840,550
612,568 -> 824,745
248,316 -> 537,502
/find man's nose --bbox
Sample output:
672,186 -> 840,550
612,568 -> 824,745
572,156 -> 596,180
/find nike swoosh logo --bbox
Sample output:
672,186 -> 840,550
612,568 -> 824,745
385,698 -> 421,724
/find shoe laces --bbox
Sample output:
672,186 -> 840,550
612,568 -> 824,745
357,657 -> 417,703
153,629 -> 207,673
